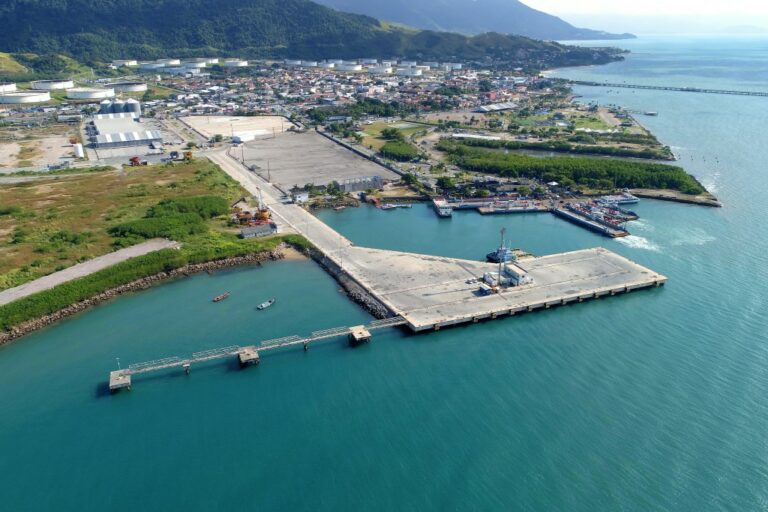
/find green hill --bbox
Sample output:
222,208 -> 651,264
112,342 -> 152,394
315,0 -> 636,40
0,0 -> 624,68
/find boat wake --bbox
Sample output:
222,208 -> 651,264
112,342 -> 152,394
669,227 -> 716,247
616,235 -> 661,252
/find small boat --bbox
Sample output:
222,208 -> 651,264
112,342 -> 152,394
334,205 -> 346,211
212,292 -> 230,302
256,298 -> 275,310
380,203 -> 397,210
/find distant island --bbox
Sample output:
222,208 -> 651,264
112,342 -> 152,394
0,0 -> 625,69
315,0 -> 637,40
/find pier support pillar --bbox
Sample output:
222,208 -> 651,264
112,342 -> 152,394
349,326 -> 371,346
183,363 -> 191,375
238,347 -> 261,367
304,341 -> 309,351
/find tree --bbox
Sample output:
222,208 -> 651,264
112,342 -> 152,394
436,176 -> 455,191
401,173 -> 419,186
212,134 -> 224,143
381,127 -> 404,141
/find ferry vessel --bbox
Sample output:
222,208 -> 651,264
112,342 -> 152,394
432,197 -> 453,217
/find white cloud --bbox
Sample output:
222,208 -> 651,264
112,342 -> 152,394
522,0 -> 768,17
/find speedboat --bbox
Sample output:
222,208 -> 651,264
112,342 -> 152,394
257,298 -> 275,310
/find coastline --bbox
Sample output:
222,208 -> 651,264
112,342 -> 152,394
0,246 -> 290,346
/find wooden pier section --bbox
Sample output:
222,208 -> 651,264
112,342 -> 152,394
109,317 -> 405,391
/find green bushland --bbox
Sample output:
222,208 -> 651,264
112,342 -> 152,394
438,140 -> 706,194
109,195 -> 230,240
380,141 -> 420,162
448,136 -> 672,160
0,233 -> 310,332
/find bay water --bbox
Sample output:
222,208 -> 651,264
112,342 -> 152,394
1,37 -> 767,510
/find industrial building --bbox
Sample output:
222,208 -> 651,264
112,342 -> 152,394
333,176 -> 383,193
87,112 -> 162,149
474,101 -> 518,113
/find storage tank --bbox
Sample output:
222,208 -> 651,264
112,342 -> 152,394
110,99 -> 125,113
112,60 -> 138,67
223,59 -> 248,68
139,62 -> 165,71
184,61 -> 207,69
0,91 -> 51,104
156,58 -> 181,66
108,82 -> 147,93
66,87 -> 115,100
31,79 -> 75,90
0,83 -> 17,93
285,59 -> 302,66
73,143 -> 85,159
124,98 -> 142,117
98,100 -> 112,114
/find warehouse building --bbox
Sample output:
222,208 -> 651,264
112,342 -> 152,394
88,112 -> 162,148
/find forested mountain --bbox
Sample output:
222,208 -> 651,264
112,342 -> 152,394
0,0 -> 624,67
314,0 -> 635,40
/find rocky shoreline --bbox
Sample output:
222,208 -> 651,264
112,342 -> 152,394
303,247 -> 392,319
0,247 -> 287,346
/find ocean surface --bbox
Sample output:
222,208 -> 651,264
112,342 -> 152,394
1,37 -> 768,511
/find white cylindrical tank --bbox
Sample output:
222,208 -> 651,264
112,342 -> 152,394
108,82 -> 148,93
139,62 -> 165,71
285,59 -> 302,66
336,64 -> 362,72
301,61 -> 318,68
396,68 -> 423,77
0,83 -> 16,93
223,59 -> 248,67
98,100 -> 112,114
74,143 -> 85,159
31,79 -> 75,90
318,62 -> 335,69
367,66 -> 393,74
184,61 -> 207,69
327,59 -> 343,65
0,91 -> 51,104
112,60 -> 138,67
156,58 -> 181,66
399,60 -> 417,67
66,87 -> 115,100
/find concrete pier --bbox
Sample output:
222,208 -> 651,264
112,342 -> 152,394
207,151 -> 667,333
109,371 -> 131,392
238,346 -> 260,366
349,326 -> 371,345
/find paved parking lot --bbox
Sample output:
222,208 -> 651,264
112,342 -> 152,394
241,131 -> 398,189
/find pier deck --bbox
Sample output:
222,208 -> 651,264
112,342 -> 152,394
338,246 -> 665,331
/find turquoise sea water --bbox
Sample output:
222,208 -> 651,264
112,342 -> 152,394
2,37 -> 768,511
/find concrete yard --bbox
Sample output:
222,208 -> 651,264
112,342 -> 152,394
181,115 -> 290,140
241,131 -> 399,189
339,246 -> 667,331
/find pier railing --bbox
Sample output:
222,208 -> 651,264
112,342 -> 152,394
110,316 -> 408,389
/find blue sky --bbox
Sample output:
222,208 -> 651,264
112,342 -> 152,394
522,0 -> 768,33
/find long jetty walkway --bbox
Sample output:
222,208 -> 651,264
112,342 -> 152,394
569,80 -> 768,97
110,317 -> 406,390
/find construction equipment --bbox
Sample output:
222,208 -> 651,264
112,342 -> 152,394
128,156 -> 147,166
255,188 -> 271,222
183,151 -> 193,162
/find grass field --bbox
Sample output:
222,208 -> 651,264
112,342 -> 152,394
0,159 -> 246,291
361,122 -> 427,150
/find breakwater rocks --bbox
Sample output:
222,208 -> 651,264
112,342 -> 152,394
0,248 -> 287,345
303,247 -> 391,319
